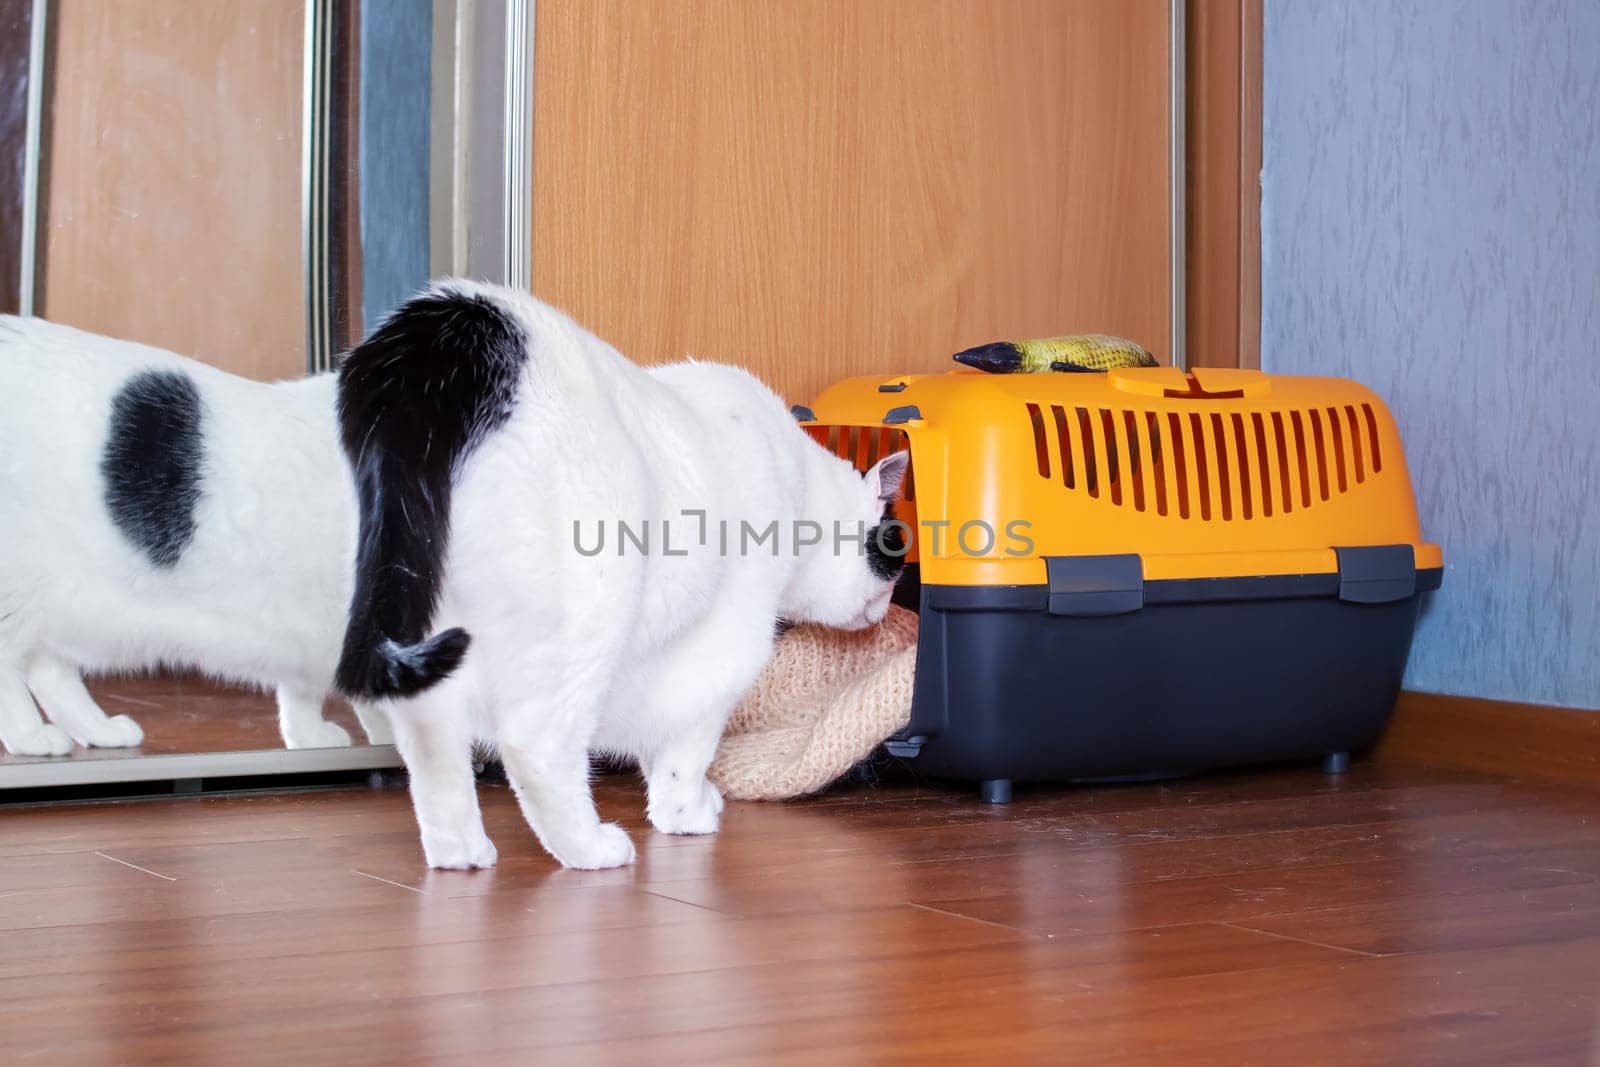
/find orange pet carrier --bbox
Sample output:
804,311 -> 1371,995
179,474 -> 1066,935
797,366 -> 1443,801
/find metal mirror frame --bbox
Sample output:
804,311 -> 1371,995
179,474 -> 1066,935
0,0 -> 535,789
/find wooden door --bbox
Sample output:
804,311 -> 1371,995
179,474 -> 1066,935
39,0 -> 306,380
531,0 -> 1173,404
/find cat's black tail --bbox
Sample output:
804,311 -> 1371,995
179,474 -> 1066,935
333,283 -> 528,701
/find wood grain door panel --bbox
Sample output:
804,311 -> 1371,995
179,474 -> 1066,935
532,0 -> 1172,404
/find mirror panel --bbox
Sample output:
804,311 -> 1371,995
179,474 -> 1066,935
0,0 -> 485,782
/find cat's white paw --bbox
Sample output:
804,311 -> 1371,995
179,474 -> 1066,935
422,830 -> 499,870
283,720 -> 352,749
648,776 -> 724,836
75,714 -> 144,749
6,723 -> 74,757
550,822 -> 636,870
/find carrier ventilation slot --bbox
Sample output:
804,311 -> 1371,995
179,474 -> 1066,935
1031,403 -> 1382,519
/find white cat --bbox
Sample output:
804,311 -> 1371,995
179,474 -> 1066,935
332,281 -> 907,869
0,281 -> 906,870
0,317 -> 388,754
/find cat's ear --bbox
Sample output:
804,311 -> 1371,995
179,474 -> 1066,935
865,450 -> 910,503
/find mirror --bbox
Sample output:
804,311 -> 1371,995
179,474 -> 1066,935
0,0 -> 532,788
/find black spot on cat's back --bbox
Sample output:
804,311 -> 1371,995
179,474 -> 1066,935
101,369 -> 204,568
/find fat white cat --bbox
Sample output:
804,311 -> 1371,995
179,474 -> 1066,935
0,281 -> 906,869
0,317 -> 388,754
332,281 -> 906,869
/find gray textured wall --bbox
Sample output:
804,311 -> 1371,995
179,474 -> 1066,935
1262,1 -> 1600,708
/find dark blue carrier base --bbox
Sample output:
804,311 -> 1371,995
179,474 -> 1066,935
887,552 -> 1442,801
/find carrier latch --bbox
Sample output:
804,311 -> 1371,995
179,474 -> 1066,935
1334,545 -> 1417,604
1044,554 -> 1144,616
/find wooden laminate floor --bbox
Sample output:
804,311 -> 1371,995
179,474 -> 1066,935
2,762 -> 1599,1064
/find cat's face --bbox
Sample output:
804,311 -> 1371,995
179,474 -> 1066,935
790,450 -> 910,630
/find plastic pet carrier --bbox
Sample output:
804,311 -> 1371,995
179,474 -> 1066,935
796,366 -> 1443,802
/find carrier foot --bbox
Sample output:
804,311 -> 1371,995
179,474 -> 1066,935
1322,751 -> 1351,774
979,778 -> 1013,804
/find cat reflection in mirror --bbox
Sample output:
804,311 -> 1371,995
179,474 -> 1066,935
0,281 -> 907,870
0,317 -> 391,755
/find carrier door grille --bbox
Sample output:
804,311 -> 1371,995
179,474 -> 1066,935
1031,403 -> 1383,519
814,425 -> 915,501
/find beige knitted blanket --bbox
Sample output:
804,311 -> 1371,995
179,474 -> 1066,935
708,605 -> 919,800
